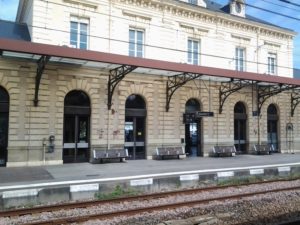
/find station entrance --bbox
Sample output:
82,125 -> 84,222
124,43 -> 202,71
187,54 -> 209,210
234,102 -> 247,153
63,90 -> 90,163
185,99 -> 202,156
125,95 -> 146,159
267,104 -> 279,152
0,86 -> 9,167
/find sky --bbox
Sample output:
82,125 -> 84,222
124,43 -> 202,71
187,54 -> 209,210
0,0 -> 299,69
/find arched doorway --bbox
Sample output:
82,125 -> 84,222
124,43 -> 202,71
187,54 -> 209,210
185,98 -> 201,156
125,94 -> 146,159
267,104 -> 279,152
0,86 -> 9,167
63,90 -> 91,163
234,102 -> 247,153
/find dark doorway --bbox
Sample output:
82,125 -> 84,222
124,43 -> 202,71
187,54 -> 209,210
0,86 -> 9,167
185,98 -> 201,156
234,102 -> 247,153
267,104 -> 279,152
63,90 -> 90,163
125,94 -> 146,159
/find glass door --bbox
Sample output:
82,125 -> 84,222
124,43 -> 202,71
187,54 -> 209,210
234,119 -> 246,152
0,113 -> 8,166
268,120 -> 278,151
124,116 -> 145,159
63,115 -> 89,163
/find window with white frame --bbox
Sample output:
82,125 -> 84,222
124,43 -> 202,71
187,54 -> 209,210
188,39 -> 200,65
129,29 -> 144,57
188,0 -> 198,5
70,17 -> 89,50
268,53 -> 277,75
235,47 -> 246,71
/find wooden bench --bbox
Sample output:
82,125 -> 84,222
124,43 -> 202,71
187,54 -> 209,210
211,145 -> 236,157
253,144 -> 274,155
156,146 -> 186,160
93,148 -> 129,163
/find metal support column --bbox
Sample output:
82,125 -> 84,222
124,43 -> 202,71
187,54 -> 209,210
107,65 -> 137,110
34,55 -> 50,106
166,72 -> 202,112
219,79 -> 252,113
291,90 -> 300,117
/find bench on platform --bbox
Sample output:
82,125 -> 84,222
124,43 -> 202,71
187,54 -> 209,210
211,145 -> 236,157
156,146 -> 186,160
253,144 -> 274,155
93,148 -> 129,163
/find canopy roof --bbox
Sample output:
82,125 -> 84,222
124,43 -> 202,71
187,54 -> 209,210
0,38 -> 299,86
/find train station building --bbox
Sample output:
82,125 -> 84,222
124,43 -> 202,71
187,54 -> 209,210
0,0 -> 300,167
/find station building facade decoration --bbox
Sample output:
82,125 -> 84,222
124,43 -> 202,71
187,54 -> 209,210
0,0 -> 299,166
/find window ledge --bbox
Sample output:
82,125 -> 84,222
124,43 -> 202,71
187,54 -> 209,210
63,0 -> 98,8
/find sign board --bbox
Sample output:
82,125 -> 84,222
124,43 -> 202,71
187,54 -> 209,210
130,178 -> 153,186
195,111 -> 214,118
183,113 -> 196,124
217,171 -> 234,178
250,169 -> 264,175
180,174 -> 199,181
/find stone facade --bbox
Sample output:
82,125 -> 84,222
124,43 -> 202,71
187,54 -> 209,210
0,0 -> 298,166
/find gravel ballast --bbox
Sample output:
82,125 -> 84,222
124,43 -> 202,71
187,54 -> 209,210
0,180 -> 299,225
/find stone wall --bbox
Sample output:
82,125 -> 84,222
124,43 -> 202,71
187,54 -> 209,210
0,58 -> 299,166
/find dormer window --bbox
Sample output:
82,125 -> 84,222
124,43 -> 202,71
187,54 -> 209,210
235,2 -> 242,13
188,0 -> 198,5
230,0 -> 246,18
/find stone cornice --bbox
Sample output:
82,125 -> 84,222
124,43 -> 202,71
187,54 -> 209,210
116,0 -> 296,40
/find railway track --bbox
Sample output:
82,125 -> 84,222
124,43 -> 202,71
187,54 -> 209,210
1,180 -> 300,225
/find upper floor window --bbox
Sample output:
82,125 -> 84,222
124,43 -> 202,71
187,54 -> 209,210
129,29 -> 144,57
268,53 -> 277,75
70,17 -> 89,50
235,47 -> 245,71
188,39 -> 200,65
188,0 -> 198,5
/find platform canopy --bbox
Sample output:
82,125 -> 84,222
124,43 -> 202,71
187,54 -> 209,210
1,38 -> 300,114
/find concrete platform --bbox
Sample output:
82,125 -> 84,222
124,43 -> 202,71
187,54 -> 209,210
0,153 -> 299,189
0,153 -> 300,209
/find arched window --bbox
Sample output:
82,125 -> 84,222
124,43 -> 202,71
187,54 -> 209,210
64,90 -> 90,115
64,90 -> 90,107
234,102 -> 246,114
125,94 -> 145,109
0,86 -> 9,113
267,104 -> 277,115
185,98 -> 200,113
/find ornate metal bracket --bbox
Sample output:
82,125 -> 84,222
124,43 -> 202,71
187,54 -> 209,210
257,84 -> 295,115
166,72 -> 202,112
108,65 -> 137,110
219,79 -> 252,113
291,90 -> 300,117
34,55 -> 50,106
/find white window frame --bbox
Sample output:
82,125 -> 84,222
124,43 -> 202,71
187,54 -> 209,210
235,47 -> 246,71
187,39 -> 200,65
129,29 -> 144,58
268,53 -> 277,75
70,16 -> 89,50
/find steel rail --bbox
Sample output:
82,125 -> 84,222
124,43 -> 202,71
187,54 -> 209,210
19,185 -> 300,225
0,178 -> 297,218
1,183 -> 300,225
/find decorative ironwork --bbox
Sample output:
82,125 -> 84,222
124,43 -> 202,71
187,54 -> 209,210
34,55 -> 50,106
219,79 -> 252,113
166,72 -> 202,112
291,89 -> 300,117
257,84 -> 296,115
108,65 -> 137,110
